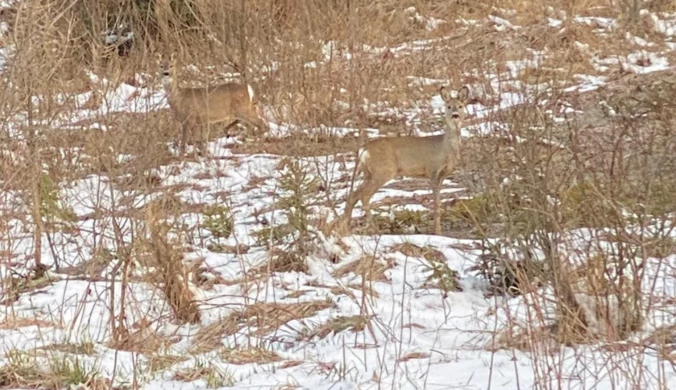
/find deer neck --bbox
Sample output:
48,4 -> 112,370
442,116 -> 462,154
162,70 -> 179,100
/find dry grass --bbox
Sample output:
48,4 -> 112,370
172,361 -> 234,387
144,202 -> 201,325
284,290 -> 309,299
2,0 -> 676,387
250,248 -> 310,275
332,255 -> 394,282
0,316 -> 60,330
0,350 -> 110,390
37,342 -> 96,356
230,134 -> 362,157
0,275 -> 56,305
106,325 -> 178,354
396,352 -> 431,362
392,242 -> 446,263
191,300 -> 335,354
219,347 -> 283,365
491,325 -> 558,352
300,315 -> 370,341
146,354 -> 190,375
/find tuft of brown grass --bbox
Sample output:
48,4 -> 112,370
205,243 -> 250,255
192,300 -> 336,354
397,352 -> 431,362
490,325 -> 558,352
393,242 -> 462,295
38,342 -> 96,356
250,248 -> 309,275
0,275 -> 56,306
0,316 -> 60,330
107,324 -> 178,354
146,354 -> 189,374
219,347 -> 283,365
570,253 -> 612,295
363,209 -> 430,235
335,284 -> 381,299
230,133 -> 361,157
284,290 -> 309,299
391,242 -> 446,263
0,349 -> 110,390
191,317 -> 242,355
240,300 -> 337,336
333,255 -> 394,282
300,315 -> 370,341
172,360 -> 234,387
145,202 -> 201,325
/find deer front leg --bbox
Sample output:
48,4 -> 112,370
431,177 -> 443,235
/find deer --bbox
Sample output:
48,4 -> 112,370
338,85 -> 470,236
159,52 -> 269,155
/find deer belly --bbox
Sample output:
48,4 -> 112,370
396,160 -> 428,178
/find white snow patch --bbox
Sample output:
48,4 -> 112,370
574,16 -> 617,31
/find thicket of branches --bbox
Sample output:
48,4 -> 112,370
0,1 -> 675,387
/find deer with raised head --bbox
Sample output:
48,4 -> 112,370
338,85 -> 470,235
159,52 -> 269,155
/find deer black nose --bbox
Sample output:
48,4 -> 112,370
451,113 -> 460,119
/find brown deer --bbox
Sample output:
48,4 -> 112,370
338,85 -> 470,235
160,52 -> 268,155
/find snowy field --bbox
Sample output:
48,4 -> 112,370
1,3 -> 676,390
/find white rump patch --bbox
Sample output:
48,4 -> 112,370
358,148 -> 370,165
247,84 -> 254,103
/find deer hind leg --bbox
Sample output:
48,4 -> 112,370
341,170 -> 377,231
354,172 -> 390,227
251,103 -> 270,132
235,107 -> 269,135
342,173 -> 368,225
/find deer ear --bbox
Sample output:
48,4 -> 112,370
458,85 -> 470,102
439,86 -> 451,101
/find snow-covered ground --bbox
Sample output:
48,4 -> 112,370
1,4 -> 676,390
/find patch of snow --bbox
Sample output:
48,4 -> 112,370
407,75 -> 449,87
488,15 -> 521,31
548,18 -> 563,28
564,74 -> 607,93
574,16 -> 617,31
406,6 -> 447,31
649,12 -> 676,37
621,51 -> 670,74
626,31 -> 655,47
